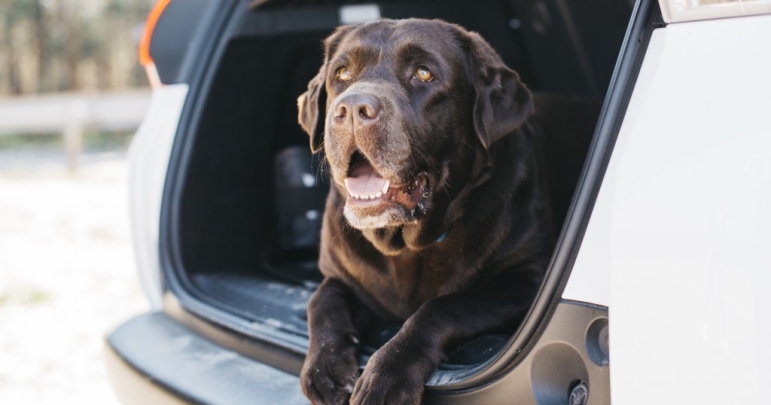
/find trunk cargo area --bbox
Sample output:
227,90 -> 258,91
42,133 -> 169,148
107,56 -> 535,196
166,0 -> 631,372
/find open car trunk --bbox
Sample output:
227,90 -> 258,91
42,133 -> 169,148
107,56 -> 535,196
162,0 -> 632,389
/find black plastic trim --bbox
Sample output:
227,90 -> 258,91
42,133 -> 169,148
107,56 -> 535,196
425,0 -> 663,390
149,0 -> 215,84
106,312 -> 309,405
163,293 -> 307,376
425,300 -> 610,404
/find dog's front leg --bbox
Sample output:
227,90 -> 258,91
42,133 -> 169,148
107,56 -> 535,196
350,270 -> 541,405
301,278 -> 369,405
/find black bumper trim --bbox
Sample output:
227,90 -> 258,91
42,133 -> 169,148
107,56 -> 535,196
106,312 -> 309,405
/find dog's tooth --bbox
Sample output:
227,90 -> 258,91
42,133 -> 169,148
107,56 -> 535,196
382,180 -> 390,193
375,191 -> 382,198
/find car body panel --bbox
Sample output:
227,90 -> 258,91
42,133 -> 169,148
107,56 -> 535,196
658,0 -> 771,23
568,14 -> 771,404
128,84 -> 189,309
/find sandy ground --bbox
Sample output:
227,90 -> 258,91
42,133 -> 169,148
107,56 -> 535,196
0,150 -> 149,404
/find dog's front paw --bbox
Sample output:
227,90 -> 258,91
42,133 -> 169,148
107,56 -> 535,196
300,341 -> 360,405
350,341 -> 432,405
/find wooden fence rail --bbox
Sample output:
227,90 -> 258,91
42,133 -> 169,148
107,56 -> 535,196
0,90 -> 152,170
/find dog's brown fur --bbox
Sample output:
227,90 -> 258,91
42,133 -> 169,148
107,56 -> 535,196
297,19 -> 598,405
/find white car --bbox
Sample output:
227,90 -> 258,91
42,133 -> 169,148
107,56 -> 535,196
105,0 -> 771,404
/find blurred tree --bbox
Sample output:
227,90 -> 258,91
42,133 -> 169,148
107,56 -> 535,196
0,0 -> 152,96
1,0 -> 33,94
31,0 -> 47,92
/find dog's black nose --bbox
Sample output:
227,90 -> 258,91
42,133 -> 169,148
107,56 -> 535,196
333,92 -> 381,125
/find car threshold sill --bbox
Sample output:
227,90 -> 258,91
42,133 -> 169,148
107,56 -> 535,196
106,312 -> 309,405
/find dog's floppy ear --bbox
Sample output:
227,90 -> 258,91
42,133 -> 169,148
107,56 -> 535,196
298,25 -> 356,153
466,31 -> 534,150
298,65 -> 327,153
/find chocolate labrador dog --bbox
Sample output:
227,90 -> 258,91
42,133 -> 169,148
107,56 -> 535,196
297,18 -> 597,405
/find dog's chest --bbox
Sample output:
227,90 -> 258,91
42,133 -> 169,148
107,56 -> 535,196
351,247 -> 475,320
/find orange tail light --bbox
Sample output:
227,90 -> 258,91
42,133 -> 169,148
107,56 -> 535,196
139,0 -> 173,89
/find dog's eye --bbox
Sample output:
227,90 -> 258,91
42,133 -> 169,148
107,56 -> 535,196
336,67 -> 352,82
415,66 -> 434,82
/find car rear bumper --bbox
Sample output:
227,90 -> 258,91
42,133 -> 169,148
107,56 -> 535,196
105,312 -> 309,405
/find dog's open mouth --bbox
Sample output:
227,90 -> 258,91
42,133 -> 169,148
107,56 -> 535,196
344,151 -> 427,212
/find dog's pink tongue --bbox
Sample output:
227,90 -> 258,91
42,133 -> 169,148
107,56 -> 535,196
346,160 -> 388,196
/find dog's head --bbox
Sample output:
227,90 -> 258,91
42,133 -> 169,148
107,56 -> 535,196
298,19 -> 533,236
